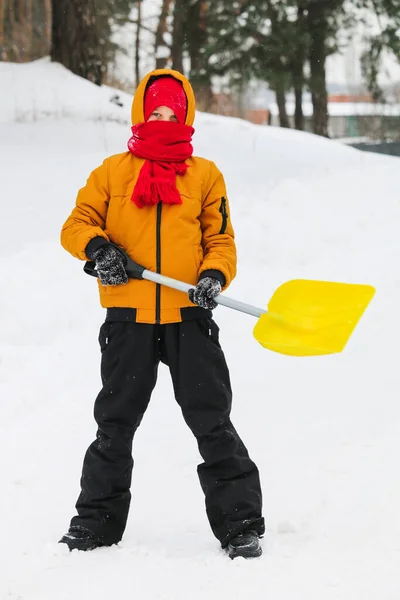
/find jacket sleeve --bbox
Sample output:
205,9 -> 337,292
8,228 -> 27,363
199,162 -> 237,290
60,159 -> 110,261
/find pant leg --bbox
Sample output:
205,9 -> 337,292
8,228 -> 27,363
71,321 -> 159,545
162,318 -> 265,548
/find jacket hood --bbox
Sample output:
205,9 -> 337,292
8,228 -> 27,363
131,69 -> 196,127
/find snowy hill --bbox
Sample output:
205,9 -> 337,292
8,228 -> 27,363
1,60 -> 400,600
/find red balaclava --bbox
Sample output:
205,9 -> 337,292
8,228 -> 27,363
144,76 -> 187,124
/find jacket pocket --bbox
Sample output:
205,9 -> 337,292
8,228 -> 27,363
219,197 -> 228,234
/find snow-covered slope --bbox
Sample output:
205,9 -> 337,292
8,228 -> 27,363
1,60 -> 400,600
0,58 -> 134,124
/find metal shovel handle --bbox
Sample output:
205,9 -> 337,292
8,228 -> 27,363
83,247 -> 265,319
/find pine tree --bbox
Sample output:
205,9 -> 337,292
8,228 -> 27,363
360,0 -> 400,101
200,0 -> 347,135
204,1 -> 295,127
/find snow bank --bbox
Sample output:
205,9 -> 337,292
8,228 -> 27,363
0,58 -> 133,124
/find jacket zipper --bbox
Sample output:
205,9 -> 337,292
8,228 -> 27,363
219,197 -> 228,234
155,202 -> 162,324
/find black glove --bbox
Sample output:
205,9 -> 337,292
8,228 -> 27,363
188,277 -> 222,310
91,244 -> 128,286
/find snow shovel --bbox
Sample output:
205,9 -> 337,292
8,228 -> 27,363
84,246 -> 375,357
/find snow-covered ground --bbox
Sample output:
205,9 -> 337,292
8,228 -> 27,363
2,60 -> 400,600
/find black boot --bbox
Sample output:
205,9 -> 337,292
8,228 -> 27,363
59,526 -> 107,552
227,530 -> 262,559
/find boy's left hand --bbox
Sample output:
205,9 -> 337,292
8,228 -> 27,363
189,277 -> 222,310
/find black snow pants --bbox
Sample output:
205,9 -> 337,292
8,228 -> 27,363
70,317 -> 265,548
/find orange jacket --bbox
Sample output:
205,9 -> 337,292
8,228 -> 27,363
61,69 -> 237,324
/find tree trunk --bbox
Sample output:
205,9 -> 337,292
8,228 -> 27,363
8,0 -> 30,60
155,0 -> 172,69
32,0 -> 50,58
274,77 -> 290,128
0,0 -> 7,60
2,0 -> 18,61
187,0 -> 212,110
293,75 -> 304,131
51,0 -> 102,86
135,0 -> 142,86
307,1 -> 329,137
44,0 -> 51,50
292,2 -> 307,131
264,0 -> 290,128
25,0 -> 32,60
17,0 -> 23,22
171,0 -> 186,73
5,0 -> 30,61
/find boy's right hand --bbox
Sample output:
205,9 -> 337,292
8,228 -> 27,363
91,244 -> 128,286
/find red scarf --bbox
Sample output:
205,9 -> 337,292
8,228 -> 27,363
127,121 -> 194,209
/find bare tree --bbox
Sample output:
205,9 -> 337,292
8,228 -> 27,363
51,0 -> 102,85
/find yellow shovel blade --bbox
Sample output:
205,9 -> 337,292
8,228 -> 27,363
253,280 -> 375,356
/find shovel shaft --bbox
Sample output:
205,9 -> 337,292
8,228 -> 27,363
142,269 -> 266,318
